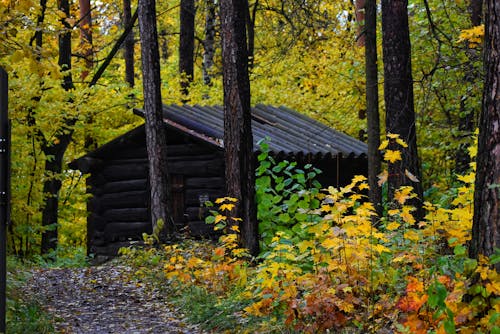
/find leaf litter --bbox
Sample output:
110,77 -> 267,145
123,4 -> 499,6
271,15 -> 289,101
24,261 -> 205,334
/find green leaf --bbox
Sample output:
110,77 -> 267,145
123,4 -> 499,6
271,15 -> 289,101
453,245 -> 466,256
443,319 -> 455,334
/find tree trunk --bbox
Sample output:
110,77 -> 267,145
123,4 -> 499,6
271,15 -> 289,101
40,138 -> 73,254
381,0 -> 424,220
31,0 -> 47,53
179,0 -> 195,97
78,0 -> 93,79
364,0 -> 382,219
244,0 -> 257,70
469,0 -> 483,26
355,0 -> 366,47
220,0 -> 258,256
203,0 -> 216,86
41,0 -> 75,254
455,0 -> 483,174
123,0 -> 135,87
138,0 -> 173,236
470,0 -> 500,271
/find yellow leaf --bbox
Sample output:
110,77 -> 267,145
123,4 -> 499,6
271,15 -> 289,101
230,225 -> 240,232
378,140 -> 389,150
401,206 -> 416,224
394,186 -> 415,205
321,238 -> 338,250
384,149 -> 402,163
388,209 -> 399,216
373,244 -> 391,253
298,240 -> 315,252
358,183 -> 369,190
457,173 -> 475,184
395,138 -> 408,148
386,221 -> 400,230
352,175 -> 367,183
220,203 -> 235,211
387,133 -> 400,139
215,214 -> 226,223
404,229 -> 420,241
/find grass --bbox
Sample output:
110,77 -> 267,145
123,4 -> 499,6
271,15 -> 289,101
6,256 -> 55,334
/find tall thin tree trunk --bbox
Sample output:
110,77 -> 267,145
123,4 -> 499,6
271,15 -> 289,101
455,0 -> 483,173
179,0 -> 195,97
79,0 -> 93,79
203,0 -> 216,85
355,0 -> 366,47
138,0 -> 173,236
381,0 -> 424,220
244,0 -> 257,70
364,0 -> 382,219
220,0 -> 258,256
41,0 -> 75,255
123,0 -> 135,87
470,0 -> 500,271
79,0 -> 96,151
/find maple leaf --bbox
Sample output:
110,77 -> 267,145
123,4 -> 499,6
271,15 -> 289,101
394,186 -> 416,205
397,293 -> 428,312
352,175 -> 367,183
384,149 -> 402,163
406,277 -> 424,293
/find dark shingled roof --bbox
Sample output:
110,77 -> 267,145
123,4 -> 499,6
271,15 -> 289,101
132,104 -> 367,157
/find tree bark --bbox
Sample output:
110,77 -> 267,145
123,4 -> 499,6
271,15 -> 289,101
179,0 -> 196,97
355,0 -> 366,47
244,0 -> 257,70
469,0 -> 483,27
381,0 -> 424,220
30,0 -> 47,52
123,0 -> 135,87
220,0 -> 258,255
455,0 -> 483,174
203,0 -> 216,85
78,0 -> 93,79
138,0 -> 173,236
41,0 -> 75,255
470,0 -> 500,271
364,0 -> 382,219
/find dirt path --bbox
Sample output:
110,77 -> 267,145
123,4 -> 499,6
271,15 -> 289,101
25,263 -> 204,334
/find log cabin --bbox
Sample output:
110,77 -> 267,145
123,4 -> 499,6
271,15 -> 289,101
69,104 -> 368,257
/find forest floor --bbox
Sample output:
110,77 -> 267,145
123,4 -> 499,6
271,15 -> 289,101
23,261 -> 205,334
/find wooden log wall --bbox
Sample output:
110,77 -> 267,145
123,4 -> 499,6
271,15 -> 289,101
87,137 -> 226,256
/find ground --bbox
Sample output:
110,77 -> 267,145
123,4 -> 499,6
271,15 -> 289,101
24,262 -> 204,334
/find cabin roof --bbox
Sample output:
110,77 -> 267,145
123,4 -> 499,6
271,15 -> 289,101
69,104 -> 367,171
136,104 -> 367,157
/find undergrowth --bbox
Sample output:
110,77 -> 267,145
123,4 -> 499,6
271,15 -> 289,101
119,135 -> 499,333
6,257 -> 54,334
